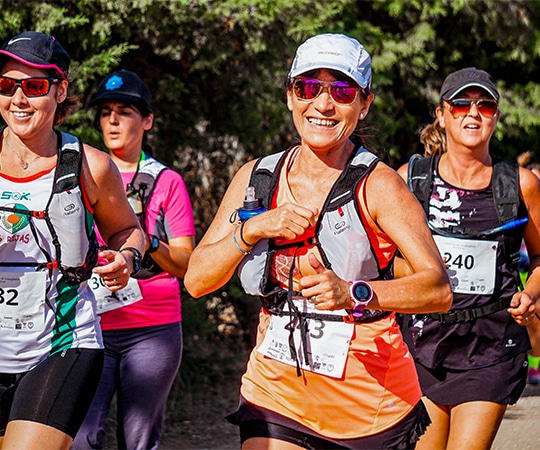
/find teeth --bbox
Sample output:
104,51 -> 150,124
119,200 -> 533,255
308,118 -> 337,127
13,112 -> 31,118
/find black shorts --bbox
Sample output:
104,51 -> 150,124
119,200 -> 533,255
0,348 -> 104,438
227,396 -> 431,450
416,352 -> 528,405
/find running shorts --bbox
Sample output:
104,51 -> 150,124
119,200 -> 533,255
0,348 -> 104,438
415,352 -> 528,405
227,396 -> 431,450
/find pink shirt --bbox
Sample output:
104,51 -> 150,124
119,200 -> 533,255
99,168 -> 195,331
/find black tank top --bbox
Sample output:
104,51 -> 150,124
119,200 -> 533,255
401,167 -> 530,370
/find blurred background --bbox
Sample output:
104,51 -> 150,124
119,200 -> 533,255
1,0 -> 540,445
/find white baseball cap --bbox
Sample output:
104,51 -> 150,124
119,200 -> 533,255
288,33 -> 372,89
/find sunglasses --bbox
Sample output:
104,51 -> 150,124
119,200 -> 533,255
0,76 -> 61,98
446,98 -> 498,118
292,78 -> 361,104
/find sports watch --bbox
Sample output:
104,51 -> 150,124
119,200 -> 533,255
349,280 -> 373,311
119,247 -> 142,275
148,235 -> 160,254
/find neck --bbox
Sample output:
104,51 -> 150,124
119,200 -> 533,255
110,149 -> 143,172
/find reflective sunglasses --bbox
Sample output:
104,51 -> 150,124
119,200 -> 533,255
446,98 -> 499,118
292,78 -> 361,104
0,76 -> 60,97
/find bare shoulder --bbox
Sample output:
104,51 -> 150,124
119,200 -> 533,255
519,166 -> 540,201
80,143 -> 120,205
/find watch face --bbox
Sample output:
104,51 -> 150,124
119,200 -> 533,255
353,283 -> 371,301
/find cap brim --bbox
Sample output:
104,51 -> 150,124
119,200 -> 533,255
289,61 -> 369,89
446,82 -> 499,100
0,50 -> 66,78
90,92 -> 150,111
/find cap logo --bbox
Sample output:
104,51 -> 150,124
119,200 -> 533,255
105,75 -> 124,91
464,70 -> 481,79
7,37 -> 31,46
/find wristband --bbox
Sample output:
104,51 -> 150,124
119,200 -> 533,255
119,247 -> 142,275
239,221 -> 255,247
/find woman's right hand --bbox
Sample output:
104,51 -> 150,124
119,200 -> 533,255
241,203 -> 318,245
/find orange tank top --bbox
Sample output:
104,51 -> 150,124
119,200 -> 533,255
240,151 -> 422,438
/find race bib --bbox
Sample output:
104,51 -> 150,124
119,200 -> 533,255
259,298 -> 354,378
433,235 -> 498,295
89,274 -> 143,313
0,271 -> 47,332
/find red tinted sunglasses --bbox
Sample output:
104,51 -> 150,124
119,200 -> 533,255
0,76 -> 60,98
292,78 -> 360,104
446,98 -> 498,118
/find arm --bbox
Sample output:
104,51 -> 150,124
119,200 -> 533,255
299,163 -> 452,314
145,171 -> 195,279
81,144 -> 146,290
184,160 -> 318,298
509,167 -> 540,324
149,235 -> 195,279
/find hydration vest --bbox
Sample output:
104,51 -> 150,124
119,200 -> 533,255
0,130 -> 98,286
238,145 -> 394,322
407,153 -> 527,323
126,155 -> 168,279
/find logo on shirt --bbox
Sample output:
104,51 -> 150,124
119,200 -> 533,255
0,203 -> 30,234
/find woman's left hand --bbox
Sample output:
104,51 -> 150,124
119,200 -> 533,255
509,291 -> 537,325
299,253 -> 353,310
92,248 -> 133,291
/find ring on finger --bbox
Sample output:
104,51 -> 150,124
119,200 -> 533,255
309,296 -> 316,304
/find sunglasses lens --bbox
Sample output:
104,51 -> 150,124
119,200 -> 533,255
23,79 -> 50,97
449,99 -> 498,118
294,79 -> 322,100
330,82 -> 358,104
478,100 -> 498,117
449,99 -> 472,117
0,77 -> 16,96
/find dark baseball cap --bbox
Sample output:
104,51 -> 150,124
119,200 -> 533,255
0,31 -> 70,78
440,67 -> 499,100
91,70 -> 152,112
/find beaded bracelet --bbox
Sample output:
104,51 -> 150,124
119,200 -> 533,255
239,221 -> 255,247
232,228 -> 250,255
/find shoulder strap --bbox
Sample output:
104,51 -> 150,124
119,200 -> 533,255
492,157 -> 520,224
53,131 -> 83,193
249,148 -> 291,210
132,156 -> 168,209
408,154 -> 436,216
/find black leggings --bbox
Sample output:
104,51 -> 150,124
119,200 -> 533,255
0,348 -> 103,438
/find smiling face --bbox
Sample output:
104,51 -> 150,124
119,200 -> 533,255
99,100 -> 153,157
0,59 -> 67,142
437,87 -> 499,151
286,68 -> 374,155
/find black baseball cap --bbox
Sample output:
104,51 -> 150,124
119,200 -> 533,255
0,31 -> 70,78
440,67 -> 499,100
91,70 -> 152,112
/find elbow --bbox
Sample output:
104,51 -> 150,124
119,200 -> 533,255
437,283 -> 453,312
183,275 -> 204,298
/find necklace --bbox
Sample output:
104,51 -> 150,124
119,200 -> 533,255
5,144 -> 42,170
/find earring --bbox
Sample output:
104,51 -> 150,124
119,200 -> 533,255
360,113 -> 364,119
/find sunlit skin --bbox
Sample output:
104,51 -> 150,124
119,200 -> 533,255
286,68 -> 373,166
99,101 -> 153,170
437,87 -> 498,170
0,60 -> 66,151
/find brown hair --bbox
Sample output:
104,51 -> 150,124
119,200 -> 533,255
419,113 -> 447,156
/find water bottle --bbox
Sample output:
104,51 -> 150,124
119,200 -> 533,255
237,186 -> 266,221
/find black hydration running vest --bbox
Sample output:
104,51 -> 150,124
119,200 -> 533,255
407,153 -> 527,323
